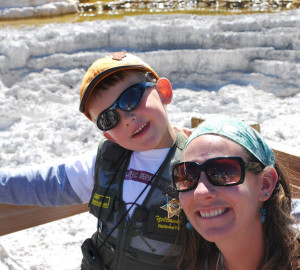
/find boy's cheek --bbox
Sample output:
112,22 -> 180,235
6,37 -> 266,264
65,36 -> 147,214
103,131 -> 118,143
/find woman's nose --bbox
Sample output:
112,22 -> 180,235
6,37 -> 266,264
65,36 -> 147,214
194,172 -> 217,200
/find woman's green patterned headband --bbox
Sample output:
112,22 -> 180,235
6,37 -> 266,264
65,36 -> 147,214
185,114 -> 275,166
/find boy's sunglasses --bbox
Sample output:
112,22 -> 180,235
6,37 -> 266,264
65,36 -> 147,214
96,82 -> 154,131
172,156 -> 263,192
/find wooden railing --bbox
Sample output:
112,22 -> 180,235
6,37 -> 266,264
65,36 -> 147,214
0,203 -> 89,236
0,117 -> 299,236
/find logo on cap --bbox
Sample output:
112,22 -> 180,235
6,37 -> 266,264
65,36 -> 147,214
111,51 -> 127,61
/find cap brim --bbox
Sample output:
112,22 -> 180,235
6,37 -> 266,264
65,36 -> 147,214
79,65 -> 159,117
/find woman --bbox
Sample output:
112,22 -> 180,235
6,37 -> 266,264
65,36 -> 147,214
172,115 -> 299,270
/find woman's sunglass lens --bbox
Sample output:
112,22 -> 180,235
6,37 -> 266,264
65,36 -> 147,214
206,159 -> 242,185
173,162 -> 199,191
172,157 -> 244,192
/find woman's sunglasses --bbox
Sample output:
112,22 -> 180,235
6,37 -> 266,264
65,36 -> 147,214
172,156 -> 263,192
96,82 -> 154,131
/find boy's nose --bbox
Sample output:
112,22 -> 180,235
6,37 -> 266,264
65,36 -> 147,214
194,172 -> 217,200
119,110 -> 136,127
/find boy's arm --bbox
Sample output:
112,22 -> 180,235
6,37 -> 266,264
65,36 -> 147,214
0,151 -> 96,206
172,126 -> 193,137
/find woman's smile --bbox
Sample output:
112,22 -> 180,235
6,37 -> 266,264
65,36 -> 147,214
198,207 -> 228,218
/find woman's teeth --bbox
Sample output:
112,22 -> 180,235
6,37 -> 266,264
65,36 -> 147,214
200,208 -> 227,218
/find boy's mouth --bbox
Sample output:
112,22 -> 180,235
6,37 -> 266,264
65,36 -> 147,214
133,123 -> 148,136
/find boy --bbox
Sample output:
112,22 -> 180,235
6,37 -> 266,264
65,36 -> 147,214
0,52 -> 187,270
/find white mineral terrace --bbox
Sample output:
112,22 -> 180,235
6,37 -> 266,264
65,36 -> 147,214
0,0 -> 79,19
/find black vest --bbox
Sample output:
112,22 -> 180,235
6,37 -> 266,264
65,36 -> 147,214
88,132 -> 187,270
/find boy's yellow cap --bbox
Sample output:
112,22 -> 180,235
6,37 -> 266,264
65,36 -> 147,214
79,51 -> 159,119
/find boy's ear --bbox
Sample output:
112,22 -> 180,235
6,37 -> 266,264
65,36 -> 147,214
259,167 -> 278,201
103,131 -> 117,143
156,78 -> 173,105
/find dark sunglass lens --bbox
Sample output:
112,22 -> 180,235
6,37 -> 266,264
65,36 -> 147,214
97,110 -> 119,131
206,159 -> 242,185
173,163 -> 199,191
119,85 -> 143,111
